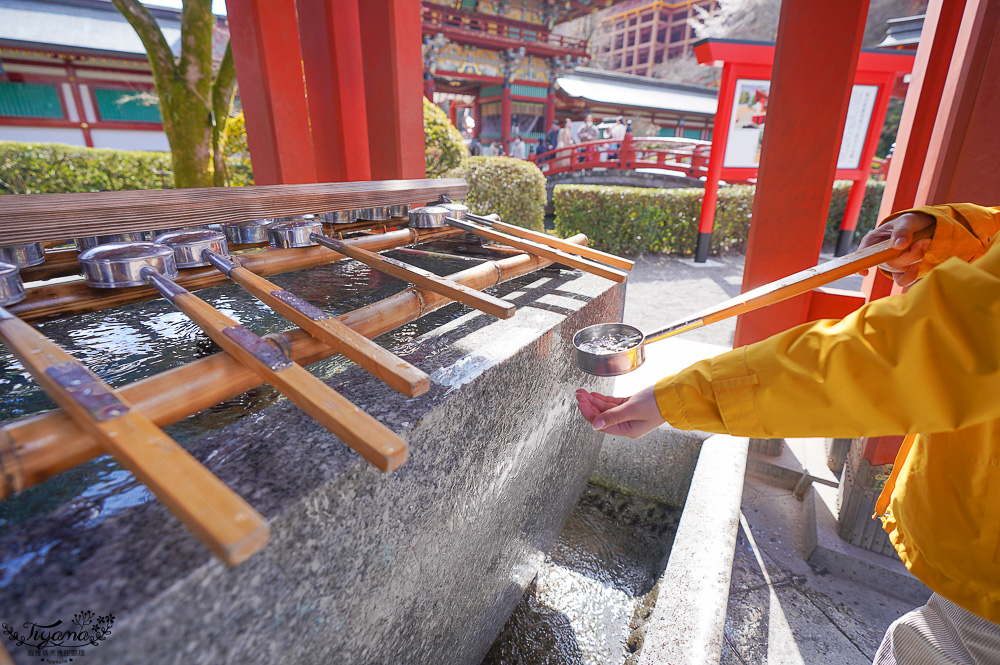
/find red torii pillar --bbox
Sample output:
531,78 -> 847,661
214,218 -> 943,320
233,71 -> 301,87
545,78 -> 556,131
733,0 -> 871,347
227,0 -> 424,185
857,0 -> 984,467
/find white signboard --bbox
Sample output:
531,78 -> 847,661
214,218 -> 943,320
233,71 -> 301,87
723,79 -> 879,171
837,84 -> 878,170
723,79 -> 770,169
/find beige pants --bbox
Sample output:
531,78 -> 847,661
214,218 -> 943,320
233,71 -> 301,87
874,594 -> 1000,665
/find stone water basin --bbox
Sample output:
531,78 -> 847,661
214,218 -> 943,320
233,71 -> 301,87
0,253 -> 626,665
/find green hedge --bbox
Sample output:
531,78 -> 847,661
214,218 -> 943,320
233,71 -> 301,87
553,180 -> 885,255
0,141 -> 174,194
424,98 -> 467,177
444,156 -> 547,232
0,141 -> 256,194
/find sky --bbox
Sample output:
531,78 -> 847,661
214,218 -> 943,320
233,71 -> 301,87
131,0 -> 229,15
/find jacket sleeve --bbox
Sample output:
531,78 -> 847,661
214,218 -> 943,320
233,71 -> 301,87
655,204 -> 1000,439
883,203 -> 1000,277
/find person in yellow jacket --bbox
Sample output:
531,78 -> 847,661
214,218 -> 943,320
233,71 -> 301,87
576,203 -> 1000,665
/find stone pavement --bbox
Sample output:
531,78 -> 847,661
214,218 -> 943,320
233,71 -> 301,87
619,251 -> 931,665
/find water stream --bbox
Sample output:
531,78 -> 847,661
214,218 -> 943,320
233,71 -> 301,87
481,484 -> 681,665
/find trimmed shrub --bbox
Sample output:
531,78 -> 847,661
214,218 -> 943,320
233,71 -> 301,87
0,140 -> 258,193
424,98 -> 467,177
553,180 -> 885,255
444,156 -> 547,231
0,141 -> 173,194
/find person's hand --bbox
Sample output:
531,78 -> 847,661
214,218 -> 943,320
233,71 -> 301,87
574,385 -> 665,439
856,212 -> 935,287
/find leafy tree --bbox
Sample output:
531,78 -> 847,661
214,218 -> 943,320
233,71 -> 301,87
111,0 -> 235,188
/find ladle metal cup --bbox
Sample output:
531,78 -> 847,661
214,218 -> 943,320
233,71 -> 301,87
573,226 -> 936,376
77,240 -> 409,471
0,256 -> 269,566
156,229 -> 431,398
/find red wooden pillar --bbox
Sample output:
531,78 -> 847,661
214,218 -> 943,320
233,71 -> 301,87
358,0 -> 426,179
63,60 -> 93,148
863,0 -> 968,301
694,62 -> 737,262
914,0 -> 1000,205
733,0 -> 870,347
545,80 -> 556,131
227,0 -> 317,185
424,69 -> 435,101
296,0 -> 372,182
474,99 -> 482,139
501,79 -> 512,155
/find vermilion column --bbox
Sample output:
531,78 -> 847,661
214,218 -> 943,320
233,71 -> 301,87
501,79 -> 512,154
545,79 -> 556,130
296,0 -> 372,182
358,0 -> 426,179
863,0 -> 968,301
733,0 -> 870,346
226,0 -> 317,185
694,62 -> 737,263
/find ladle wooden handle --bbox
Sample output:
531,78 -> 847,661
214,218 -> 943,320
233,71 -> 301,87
143,271 -> 408,472
444,217 -> 629,284
206,253 -> 430,398
0,307 -> 269,566
466,213 -> 635,271
310,233 -> 516,319
645,226 -> 936,344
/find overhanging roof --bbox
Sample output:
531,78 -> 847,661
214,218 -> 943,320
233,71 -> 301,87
0,0 -> 182,57
556,67 -> 718,116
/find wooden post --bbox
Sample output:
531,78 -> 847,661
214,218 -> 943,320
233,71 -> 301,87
501,78 -> 512,154
296,0 -> 372,182
914,0 -> 1000,204
226,0 -> 317,185
694,62 -> 737,263
545,78 -> 556,131
358,0 -> 426,179
733,0 -> 870,347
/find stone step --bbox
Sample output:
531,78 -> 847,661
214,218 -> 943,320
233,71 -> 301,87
802,483 -> 931,605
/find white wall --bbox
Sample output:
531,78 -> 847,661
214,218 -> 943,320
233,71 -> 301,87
89,129 -> 170,152
0,126 -> 87,146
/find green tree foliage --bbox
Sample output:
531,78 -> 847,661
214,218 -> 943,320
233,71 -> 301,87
424,98 -> 468,177
553,181 -> 885,255
444,156 -> 547,231
111,0 -> 236,188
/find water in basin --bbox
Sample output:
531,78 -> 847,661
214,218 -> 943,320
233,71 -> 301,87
481,484 -> 681,665
0,251 -> 531,533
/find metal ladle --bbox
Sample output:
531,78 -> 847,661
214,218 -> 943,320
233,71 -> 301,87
0,260 -> 269,565
77,241 -> 409,472
574,228 -> 934,376
155,229 -> 430,398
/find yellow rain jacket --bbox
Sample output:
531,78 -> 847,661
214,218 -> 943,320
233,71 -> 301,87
655,203 -> 1000,623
